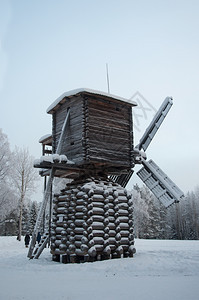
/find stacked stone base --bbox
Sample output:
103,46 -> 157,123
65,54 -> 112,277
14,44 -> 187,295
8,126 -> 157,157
50,176 -> 136,263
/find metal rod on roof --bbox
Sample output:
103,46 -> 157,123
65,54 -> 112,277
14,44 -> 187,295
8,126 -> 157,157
106,63 -> 110,94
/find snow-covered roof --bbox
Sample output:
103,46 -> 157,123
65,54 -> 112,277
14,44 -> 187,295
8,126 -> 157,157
47,88 -> 137,114
39,134 -> 52,144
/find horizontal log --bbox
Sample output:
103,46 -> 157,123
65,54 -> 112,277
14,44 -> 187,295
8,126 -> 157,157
52,248 -> 66,255
93,237 -> 105,245
120,238 -> 129,245
92,222 -> 104,230
92,215 -> 104,222
92,194 -> 104,201
76,248 -> 88,256
107,209 -> 115,215
118,196 -> 129,202
120,230 -> 129,237
92,201 -> 104,208
109,230 -> 116,237
120,223 -> 129,230
75,212 -> 85,218
59,243 -> 67,251
55,240 -> 62,246
118,203 -> 129,209
74,228 -> 84,234
118,210 -> 129,216
74,219 -> 84,226
118,216 -> 129,223
109,244 -> 116,251
76,205 -> 86,212
92,207 -> 104,215
91,230 -> 104,237
56,207 -> 67,214
55,227 -> 65,233
108,223 -> 116,230
94,244 -> 104,252
57,195 -> 68,201
108,238 -> 117,245
74,241 -> 82,248
76,199 -> 86,206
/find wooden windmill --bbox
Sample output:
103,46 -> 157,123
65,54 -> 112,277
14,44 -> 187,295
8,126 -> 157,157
28,88 -> 184,262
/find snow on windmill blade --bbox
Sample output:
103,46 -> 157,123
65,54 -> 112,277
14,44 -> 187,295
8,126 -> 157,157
137,159 -> 184,208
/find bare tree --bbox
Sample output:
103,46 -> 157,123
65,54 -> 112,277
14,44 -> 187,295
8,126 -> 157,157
12,147 -> 39,241
0,184 -> 17,223
0,128 -> 11,182
0,129 -> 17,223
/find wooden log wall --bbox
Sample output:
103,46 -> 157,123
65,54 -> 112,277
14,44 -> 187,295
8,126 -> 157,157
84,95 -> 133,168
52,95 -> 85,163
50,176 -> 135,263
52,93 -> 134,171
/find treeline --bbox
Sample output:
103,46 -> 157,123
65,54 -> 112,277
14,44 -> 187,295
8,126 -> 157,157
0,200 -> 39,236
2,183 -> 199,240
133,185 -> 199,240
1,128 -> 199,240
0,128 -> 39,238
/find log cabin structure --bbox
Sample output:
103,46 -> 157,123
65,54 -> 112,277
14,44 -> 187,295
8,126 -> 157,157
38,88 -> 137,179
29,88 -> 184,262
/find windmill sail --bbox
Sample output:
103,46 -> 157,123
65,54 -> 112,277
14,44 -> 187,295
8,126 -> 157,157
137,97 -> 173,151
137,159 -> 184,208
113,97 -> 173,188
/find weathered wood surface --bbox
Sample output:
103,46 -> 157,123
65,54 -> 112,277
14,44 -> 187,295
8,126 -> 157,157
53,96 -> 84,162
50,93 -> 134,172
50,176 -> 135,263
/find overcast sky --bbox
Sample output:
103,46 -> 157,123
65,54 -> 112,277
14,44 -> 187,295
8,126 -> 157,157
1,0 -> 199,197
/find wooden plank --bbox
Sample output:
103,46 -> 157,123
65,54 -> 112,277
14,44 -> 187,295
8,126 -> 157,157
88,106 -> 129,122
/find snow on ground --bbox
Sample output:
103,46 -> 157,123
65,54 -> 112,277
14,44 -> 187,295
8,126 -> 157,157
0,237 -> 199,300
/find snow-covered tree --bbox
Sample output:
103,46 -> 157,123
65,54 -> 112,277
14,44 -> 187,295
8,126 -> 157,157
0,129 -> 11,182
11,147 -> 39,241
0,184 -> 17,223
0,129 -> 17,224
22,202 -> 31,235
140,186 -> 163,239
133,185 -> 168,239
180,190 -> 199,240
132,184 -> 149,238
29,201 -> 38,234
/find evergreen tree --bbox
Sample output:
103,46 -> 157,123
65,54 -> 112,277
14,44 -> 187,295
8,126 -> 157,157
132,185 -> 149,238
140,186 -> 162,239
29,201 -> 38,234
11,147 -> 39,241
132,184 -> 199,240
22,202 -> 31,235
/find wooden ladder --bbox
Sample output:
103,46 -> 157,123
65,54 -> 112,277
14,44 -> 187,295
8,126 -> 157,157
27,109 -> 70,259
27,169 -> 54,258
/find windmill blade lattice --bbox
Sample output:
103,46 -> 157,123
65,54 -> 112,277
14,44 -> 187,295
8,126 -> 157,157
137,159 -> 184,208
137,97 -> 173,151
111,97 -> 173,188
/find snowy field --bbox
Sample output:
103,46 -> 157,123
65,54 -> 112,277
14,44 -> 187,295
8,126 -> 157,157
0,237 -> 199,300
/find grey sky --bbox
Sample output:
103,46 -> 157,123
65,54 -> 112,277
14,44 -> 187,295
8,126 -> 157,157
1,0 -> 199,197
